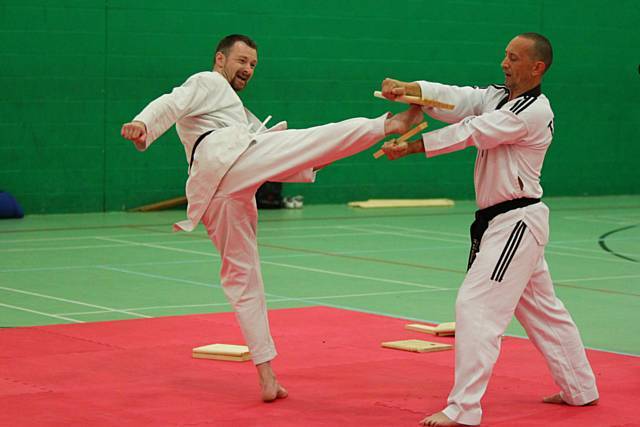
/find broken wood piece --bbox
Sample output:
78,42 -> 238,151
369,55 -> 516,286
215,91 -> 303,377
192,343 -> 251,362
381,339 -> 453,353
373,121 -> 428,159
373,91 -> 455,110
406,322 -> 456,337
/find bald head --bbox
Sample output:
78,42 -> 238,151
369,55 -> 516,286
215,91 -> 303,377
518,32 -> 553,74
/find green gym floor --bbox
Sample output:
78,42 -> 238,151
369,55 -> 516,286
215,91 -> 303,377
1,195 -> 638,356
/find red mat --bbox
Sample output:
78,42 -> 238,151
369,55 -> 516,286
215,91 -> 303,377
0,307 -> 637,426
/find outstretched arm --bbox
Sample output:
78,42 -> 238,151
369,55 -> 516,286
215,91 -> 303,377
382,78 -> 487,124
123,74 -> 211,151
423,109 -> 528,157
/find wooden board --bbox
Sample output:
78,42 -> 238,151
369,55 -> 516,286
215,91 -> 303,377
372,121 -> 428,159
373,91 -> 455,110
381,339 -> 453,353
192,343 -> 251,362
348,199 -> 454,208
406,322 -> 456,337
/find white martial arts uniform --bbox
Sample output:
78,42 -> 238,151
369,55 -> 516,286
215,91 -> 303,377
133,71 -> 387,364
416,80 -> 599,425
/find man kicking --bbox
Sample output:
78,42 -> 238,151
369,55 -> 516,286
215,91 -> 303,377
121,34 -> 422,402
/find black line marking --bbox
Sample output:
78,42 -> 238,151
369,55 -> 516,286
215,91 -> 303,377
598,224 -> 639,263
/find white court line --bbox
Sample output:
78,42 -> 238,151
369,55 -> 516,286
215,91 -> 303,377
0,259 -> 213,274
357,221 -> 636,264
0,232 -> 167,244
263,231 -> 373,240
0,286 -> 151,319
264,243 -> 465,256
0,224 -> 358,245
92,264 -> 456,333
105,263 -> 451,297
57,288 -> 450,316
97,236 -> 450,290
369,223 -> 639,245
0,231 -> 385,254
3,234 -> 633,277
340,225 -> 465,245
602,215 -> 640,222
92,241 -> 454,320
561,216 -> 636,226
97,265 -> 220,290
596,215 -> 640,224
545,248 -> 635,264
0,243 -> 465,274
548,242 -> 638,257
555,274 -> 640,283
57,300 -> 280,316
261,260 -> 448,290
102,256 -> 448,292
0,243 -> 138,253
0,302 -> 83,323
549,236 -> 639,244
95,236 -> 216,257
260,224 -> 352,232
371,223 -> 468,238
348,225 -> 635,264
5,236 -> 636,356
4,224 -> 634,259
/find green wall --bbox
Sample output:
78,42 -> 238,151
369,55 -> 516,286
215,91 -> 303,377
1,1 -> 638,213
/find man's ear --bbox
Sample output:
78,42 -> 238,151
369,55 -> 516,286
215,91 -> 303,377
214,51 -> 225,69
532,60 -> 546,77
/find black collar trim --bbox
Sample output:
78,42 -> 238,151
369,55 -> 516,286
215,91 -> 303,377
518,85 -> 542,99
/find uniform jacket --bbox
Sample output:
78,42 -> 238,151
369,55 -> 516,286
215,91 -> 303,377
417,81 -> 555,245
133,71 -> 314,232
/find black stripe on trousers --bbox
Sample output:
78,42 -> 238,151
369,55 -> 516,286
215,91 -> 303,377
490,221 -> 527,282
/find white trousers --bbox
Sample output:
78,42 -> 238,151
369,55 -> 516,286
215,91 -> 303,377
200,116 -> 386,364
443,208 -> 599,425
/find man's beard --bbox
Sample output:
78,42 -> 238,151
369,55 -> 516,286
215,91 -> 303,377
229,71 -> 248,92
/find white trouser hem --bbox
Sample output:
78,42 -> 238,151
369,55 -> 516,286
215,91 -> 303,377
252,349 -> 277,366
560,388 -> 599,406
443,405 -> 481,426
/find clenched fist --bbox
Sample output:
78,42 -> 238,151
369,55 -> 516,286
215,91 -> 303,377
381,78 -> 407,100
381,138 -> 424,160
381,78 -> 422,100
121,121 -> 147,147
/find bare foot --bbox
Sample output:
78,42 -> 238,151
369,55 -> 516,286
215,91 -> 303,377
543,393 -> 599,406
257,361 -> 288,403
419,411 -> 466,426
261,381 -> 288,403
384,105 -> 424,136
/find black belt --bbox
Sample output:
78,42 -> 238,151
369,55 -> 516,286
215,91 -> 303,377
467,197 -> 540,270
189,130 -> 215,172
